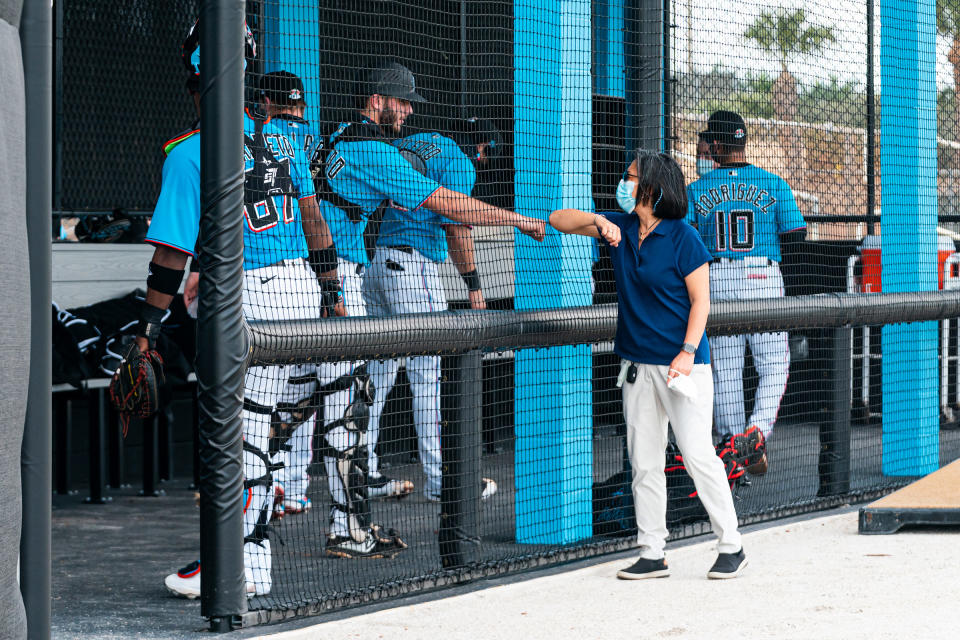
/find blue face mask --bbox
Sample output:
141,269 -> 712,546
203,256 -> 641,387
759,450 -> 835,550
616,178 -> 638,214
697,158 -> 715,178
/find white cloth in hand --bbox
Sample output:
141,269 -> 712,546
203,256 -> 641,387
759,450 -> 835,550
666,371 -> 697,398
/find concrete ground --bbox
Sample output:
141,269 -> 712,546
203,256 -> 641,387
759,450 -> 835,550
254,510 -> 960,640
50,422 -> 960,639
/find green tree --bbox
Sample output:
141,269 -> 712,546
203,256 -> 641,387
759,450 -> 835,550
937,0 -> 960,140
744,8 -> 835,122
744,8 -> 835,183
700,73 -> 775,120
799,76 -> 866,128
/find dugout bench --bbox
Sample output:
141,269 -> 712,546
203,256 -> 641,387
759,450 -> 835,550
52,242 -> 199,502
52,376 -> 199,502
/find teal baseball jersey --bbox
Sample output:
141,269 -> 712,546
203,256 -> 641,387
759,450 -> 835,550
147,112 -> 315,270
319,116 -> 443,264
685,163 -> 805,263
377,132 -> 476,263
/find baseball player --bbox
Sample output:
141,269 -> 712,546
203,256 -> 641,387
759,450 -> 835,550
686,110 -> 806,467
256,72 -> 417,563
325,62 -> 544,499
154,21 -> 406,598
271,61 -> 545,545
362,120 -> 502,501
256,71 -> 360,520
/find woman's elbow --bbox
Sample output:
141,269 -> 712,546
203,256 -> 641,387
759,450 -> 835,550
549,209 -> 573,231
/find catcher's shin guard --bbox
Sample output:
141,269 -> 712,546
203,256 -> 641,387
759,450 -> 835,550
320,366 -> 377,541
242,439 -> 282,546
270,369 -> 321,456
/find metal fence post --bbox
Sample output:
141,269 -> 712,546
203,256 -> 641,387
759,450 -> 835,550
819,327 -> 852,496
20,2 -> 53,637
198,0 -> 247,628
439,351 -> 482,568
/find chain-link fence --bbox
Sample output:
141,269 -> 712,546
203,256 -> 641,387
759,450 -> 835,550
52,0 -> 960,630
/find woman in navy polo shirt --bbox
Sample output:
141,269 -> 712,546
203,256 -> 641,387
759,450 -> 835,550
549,151 -> 746,580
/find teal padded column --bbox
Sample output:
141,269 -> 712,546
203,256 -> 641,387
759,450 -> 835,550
263,2 -> 321,126
513,0 -> 594,544
879,0 -> 939,476
593,0 -> 625,98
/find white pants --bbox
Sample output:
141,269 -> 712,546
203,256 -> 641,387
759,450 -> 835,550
275,258 -> 365,502
709,258 -> 789,438
621,362 -> 741,560
362,246 -> 445,497
241,258 -> 326,591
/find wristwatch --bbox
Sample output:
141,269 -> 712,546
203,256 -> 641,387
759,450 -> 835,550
681,342 -> 697,354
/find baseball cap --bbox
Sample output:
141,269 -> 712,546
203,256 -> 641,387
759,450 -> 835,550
358,62 -> 425,103
701,110 -> 747,147
260,71 -> 306,106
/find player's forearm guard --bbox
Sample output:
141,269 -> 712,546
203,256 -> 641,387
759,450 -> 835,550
460,268 -> 482,292
146,261 -> 185,296
309,246 -> 339,277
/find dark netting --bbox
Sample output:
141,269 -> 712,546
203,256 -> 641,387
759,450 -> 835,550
52,0 -> 960,631
220,0 -> 960,623
57,0 -> 199,212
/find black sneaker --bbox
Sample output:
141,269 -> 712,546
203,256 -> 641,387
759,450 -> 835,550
707,548 -> 748,579
616,557 -> 670,580
325,525 -> 408,559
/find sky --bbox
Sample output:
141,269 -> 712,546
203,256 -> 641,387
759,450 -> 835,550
671,0 -> 954,89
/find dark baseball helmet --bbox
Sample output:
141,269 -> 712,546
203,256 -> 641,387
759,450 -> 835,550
452,117 -> 502,161
182,18 -> 257,92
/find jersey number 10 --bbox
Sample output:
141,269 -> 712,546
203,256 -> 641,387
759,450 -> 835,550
714,209 -> 755,252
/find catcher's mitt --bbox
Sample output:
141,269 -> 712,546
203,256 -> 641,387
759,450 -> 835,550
109,341 -> 164,436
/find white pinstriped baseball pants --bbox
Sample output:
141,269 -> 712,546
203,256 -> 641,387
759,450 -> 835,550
362,246 -> 445,498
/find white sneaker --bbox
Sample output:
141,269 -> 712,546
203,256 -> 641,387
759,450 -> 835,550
164,560 -> 269,598
282,496 -> 312,514
164,560 -> 201,599
244,540 -> 272,596
424,478 -> 497,502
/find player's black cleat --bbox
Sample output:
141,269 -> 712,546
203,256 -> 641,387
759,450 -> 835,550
616,557 -> 670,580
325,525 -> 408,559
707,548 -> 748,579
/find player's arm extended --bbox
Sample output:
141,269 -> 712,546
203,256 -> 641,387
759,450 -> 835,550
548,208 -> 621,247
444,224 -> 485,310
135,245 -> 189,353
300,195 -> 346,317
423,187 -> 546,241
